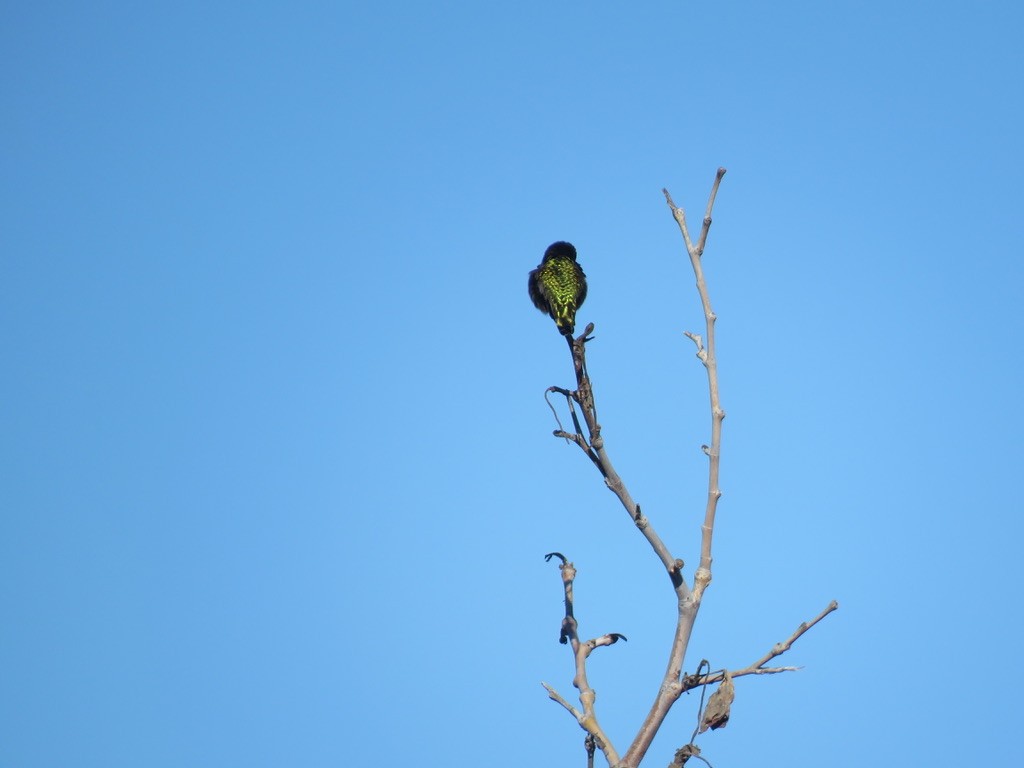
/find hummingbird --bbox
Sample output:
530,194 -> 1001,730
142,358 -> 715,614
528,241 -> 587,340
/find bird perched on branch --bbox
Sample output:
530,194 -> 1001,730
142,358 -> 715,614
527,241 -> 588,339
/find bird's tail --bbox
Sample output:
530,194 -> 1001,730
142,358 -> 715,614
556,307 -> 576,338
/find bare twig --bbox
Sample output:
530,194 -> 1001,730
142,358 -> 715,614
543,555 -> 621,765
556,331 -> 685,586
546,383 -> 603,470
682,601 -> 840,692
664,168 -> 727,603
542,682 -> 583,719
747,600 -> 839,671
543,389 -> 569,435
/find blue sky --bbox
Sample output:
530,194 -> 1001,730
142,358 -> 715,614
2,1 -> 1022,766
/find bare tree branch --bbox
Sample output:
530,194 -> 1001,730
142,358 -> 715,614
682,601 -> 840,692
745,599 -> 839,673
543,682 -> 583,719
547,327 -> 686,588
663,168 -> 727,602
543,555 -> 622,765
623,171 -> 730,767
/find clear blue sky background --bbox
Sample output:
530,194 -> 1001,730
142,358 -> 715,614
2,2 -> 1022,766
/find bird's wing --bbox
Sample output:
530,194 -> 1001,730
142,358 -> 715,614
527,267 -> 550,313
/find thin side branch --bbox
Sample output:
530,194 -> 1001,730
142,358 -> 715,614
748,599 -> 839,671
543,682 -> 583,720
682,600 -> 839,692
543,556 -> 621,765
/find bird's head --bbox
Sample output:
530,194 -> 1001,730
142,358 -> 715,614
543,241 -> 577,262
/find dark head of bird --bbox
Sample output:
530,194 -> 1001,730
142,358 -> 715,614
542,241 -> 578,263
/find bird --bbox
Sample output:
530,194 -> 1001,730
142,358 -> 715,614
527,241 -> 587,340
